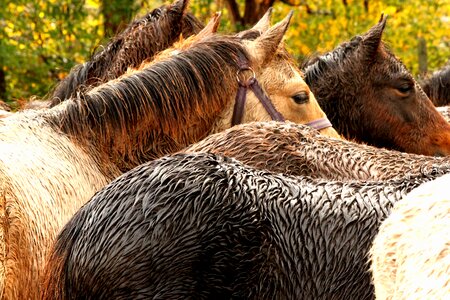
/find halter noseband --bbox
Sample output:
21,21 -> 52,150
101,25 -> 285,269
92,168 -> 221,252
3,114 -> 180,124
231,62 -> 333,131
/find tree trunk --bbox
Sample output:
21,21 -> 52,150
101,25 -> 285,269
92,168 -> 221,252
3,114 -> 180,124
225,0 -> 276,29
243,0 -> 276,26
418,37 -> 428,75
0,68 -> 6,101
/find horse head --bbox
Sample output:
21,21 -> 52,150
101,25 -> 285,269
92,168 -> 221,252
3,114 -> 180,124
212,10 -> 341,139
304,15 -> 450,156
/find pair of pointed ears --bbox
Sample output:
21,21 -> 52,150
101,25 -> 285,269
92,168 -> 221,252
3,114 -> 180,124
185,7 -> 293,66
243,9 -> 294,67
359,14 -> 388,60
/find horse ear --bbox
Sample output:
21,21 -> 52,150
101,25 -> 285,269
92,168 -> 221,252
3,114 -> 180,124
251,10 -> 293,66
195,12 -> 221,40
251,7 -> 273,33
169,0 -> 190,15
360,14 -> 388,59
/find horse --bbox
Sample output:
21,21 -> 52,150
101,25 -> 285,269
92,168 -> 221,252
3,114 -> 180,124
41,152 -> 445,299
370,173 -> 450,299
302,15 -> 450,156
184,121 -> 450,181
420,63 -> 450,107
48,0 -> 204,107
0,10 -> 337,299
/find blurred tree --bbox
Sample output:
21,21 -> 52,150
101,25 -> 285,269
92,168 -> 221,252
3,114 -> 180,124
0,0 -> 448,106
101,0 -> 139,37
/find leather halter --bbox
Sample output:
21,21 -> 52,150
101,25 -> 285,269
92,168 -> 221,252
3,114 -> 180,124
231,65 -> 333,131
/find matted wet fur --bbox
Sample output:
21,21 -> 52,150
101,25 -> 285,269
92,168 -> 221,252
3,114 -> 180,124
371,173 -> 450,300
0,11 -> 331,299
420,63 -> 450,107
41,152 -> 444,299
48,0 -> 203,106
303,15 -> 450,156
437,105 -> 450,123
184,121 -> 450,180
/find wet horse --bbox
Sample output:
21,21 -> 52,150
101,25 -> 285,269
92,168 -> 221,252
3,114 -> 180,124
184,121 -> 450,181
0,11 -> 336,299
420,63 -> 450,107
371,173 -> 450,299
48,0 -> 204,106
41,152 -> 445,299
303,15 -> 450,156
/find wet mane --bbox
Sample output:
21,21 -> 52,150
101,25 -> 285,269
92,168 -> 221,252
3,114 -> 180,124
45,34 -> 250,170
302,35 -> 364,82
420,64 -> 450,106
48,5 -> 203,106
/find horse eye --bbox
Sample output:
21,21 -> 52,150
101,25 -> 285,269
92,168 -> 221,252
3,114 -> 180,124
292,92 -> 309,104
396,84 -> 413,95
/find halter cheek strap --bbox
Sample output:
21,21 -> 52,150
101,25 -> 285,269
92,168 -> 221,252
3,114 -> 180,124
232,68 -> 284,126
231,61 -> 333,131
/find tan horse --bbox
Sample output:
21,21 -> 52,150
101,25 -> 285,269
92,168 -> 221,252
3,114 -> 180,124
0,10 -> 337,299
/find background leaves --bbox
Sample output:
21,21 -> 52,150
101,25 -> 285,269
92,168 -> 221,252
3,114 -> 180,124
0,0 -> 448,107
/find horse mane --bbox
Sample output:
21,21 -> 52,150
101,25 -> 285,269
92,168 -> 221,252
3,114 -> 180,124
301,35 -> 365,83
45,34 -> 250,171
48,5 -> 203,106
420,64 -> 450,106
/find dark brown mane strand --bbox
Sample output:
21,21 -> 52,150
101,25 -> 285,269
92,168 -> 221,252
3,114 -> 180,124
46,35 -> 250,171
48,2 -> 203,106
420,64 -> 450,106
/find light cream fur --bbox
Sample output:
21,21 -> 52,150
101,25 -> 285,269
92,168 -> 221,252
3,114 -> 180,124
370,173 -> 450,300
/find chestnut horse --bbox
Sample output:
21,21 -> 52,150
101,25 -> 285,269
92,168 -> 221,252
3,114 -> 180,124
41,152 -> 444,299
303,15 -> 450,156
420,63 -> 450,107
0,11 -> 336,299
184,121 -> 450,181
48,0 -> 204,106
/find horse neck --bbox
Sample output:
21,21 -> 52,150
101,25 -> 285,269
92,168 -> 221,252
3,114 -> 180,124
45,51 -> 242,171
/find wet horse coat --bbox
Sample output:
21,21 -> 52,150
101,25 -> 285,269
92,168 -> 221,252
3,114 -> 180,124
0,11 -> 331,299
184,121 -> 450,181
371,173 -> 450,299
42,153 -> 445,299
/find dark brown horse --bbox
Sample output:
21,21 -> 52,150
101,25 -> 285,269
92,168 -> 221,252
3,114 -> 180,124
420,63 -> 450,107
41,152 -> 444,299
48,0 -> 203,106
303,15 -> 450,156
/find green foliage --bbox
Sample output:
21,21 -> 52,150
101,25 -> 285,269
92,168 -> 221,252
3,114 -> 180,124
1,0 -> 449,105
0,0 -> 103,105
